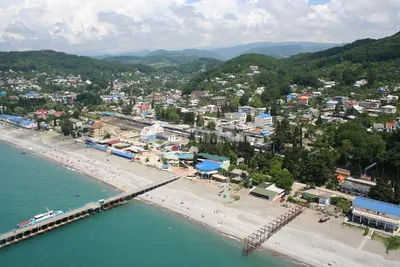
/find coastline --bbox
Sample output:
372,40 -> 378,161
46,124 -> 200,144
1,124 -> 399,267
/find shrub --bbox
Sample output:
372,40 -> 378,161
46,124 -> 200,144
386,237 -> 400,253
233,195 -> 240,201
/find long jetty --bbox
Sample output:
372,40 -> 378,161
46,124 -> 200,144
243,204 -> 306,255
0,176 -> 179,249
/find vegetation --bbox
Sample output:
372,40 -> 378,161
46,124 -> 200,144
331,197 -> 351,214
385,236 -> 400,253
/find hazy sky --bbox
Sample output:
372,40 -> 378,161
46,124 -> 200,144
0,0 -> 399,55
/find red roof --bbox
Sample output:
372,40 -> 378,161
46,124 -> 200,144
9,96 -> 18,99
347,100 -> 357,105
191,90 -> 205,95
303,93 -> 313,97
103,140 -> 120,145
386,121 -> 398,128
298,99 -> 309,105
55,111 -> 64,117
141,104 -> 149,110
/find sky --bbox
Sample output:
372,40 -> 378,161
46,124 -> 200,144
0,0 -> 399,55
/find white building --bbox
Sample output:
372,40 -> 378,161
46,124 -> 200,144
255,114 -> 273,128
326,100 -> 338,109
381,105 -> 397,114
238,106 -> 254,115
140,124 -> 164,140
224,112 -> 247,124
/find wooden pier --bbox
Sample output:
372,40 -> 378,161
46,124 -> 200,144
243,204 -> 306,255
0,176 -> 179,249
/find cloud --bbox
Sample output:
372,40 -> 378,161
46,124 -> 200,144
0,0 -> 398,55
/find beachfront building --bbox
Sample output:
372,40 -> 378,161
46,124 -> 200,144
0,114 -> 37,129
195,160 -> 222,179
250,183 -> 285,201
89,121 -> 104,137
196,153 -> 230,170
302,189 -> 334,206
350,197 -> 400,233
340,177 -> 376,197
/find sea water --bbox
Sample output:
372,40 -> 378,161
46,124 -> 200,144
0,141 -> 295,267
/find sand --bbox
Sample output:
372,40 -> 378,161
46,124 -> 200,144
1,124 -> 399,267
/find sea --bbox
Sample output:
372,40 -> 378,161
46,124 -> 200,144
0,141 -> 295,267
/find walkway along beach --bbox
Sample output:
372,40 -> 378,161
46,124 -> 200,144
0,124 -> 399,267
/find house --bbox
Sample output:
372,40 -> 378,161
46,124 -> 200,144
340,177 -> 376,197
326,100 -> 338,109
373,123 -> 385,131
235,89 -> 245,97
35,109 -> 48,119
286,93 -> 297,101
354,79 -> 368,88
230,169 -> 249,183
89,121 -> 105,137
238,106 -> 254,115
386,121 -> 399,131
381,105 -> 397,114
359,100 -> 380,109
350,197 -> 400,233
140,123 -> 164,140
211,96 -> 226,107
191,90 -> 205,100
297,96 -> 309,105
302,189 -> 334,206
250,183 -> 285,201
255,114 -> 273,128
69,118 -> 83,129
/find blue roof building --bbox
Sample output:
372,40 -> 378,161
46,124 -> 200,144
351,196 -> 400,233
196,160 -> 222,179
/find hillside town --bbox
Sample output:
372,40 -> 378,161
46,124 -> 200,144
1,58 -> 400,257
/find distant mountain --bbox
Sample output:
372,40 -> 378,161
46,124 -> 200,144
211,42 -> 341,59
159,58 -> 223,74
244,43 -> 341,59
103,49 -> 225,68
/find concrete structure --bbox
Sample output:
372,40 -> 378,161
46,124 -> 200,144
211,96 -> 226,107
350,197 -> 400,233
340,177 -> 376,197
302,189 -> 334,206
89,121 -> 104,137
250,183 -> 285,201
0,177 -> 179,249
224,112 -> 247,124
140,123 -> 164,140
381,105 -> 397,114
255,113 -> 273,128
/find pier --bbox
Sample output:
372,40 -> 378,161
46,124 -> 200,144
0,176 -> 179,249
243,204 -> 306,255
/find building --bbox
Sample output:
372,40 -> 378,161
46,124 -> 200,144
238,106 -> 255,115
350,197 -> 400,233
69,118 -> 83,129
326,100 -> 338,109
224,112 -> 247,124
297,96 -> 309,105
0,114 -> 37,129
381,105 -> 397,114
196,160 -> 222,179
250,183 -> 285,201
140,123 -> 164,140
359,100 -> 380,109
302,189 -> 334,206
211,96 -> 226,107
230,169 -> 249,183
196,153 -> 230,170
89,121 -> 105,137
191,90 -> 206,100
255,114 -> 273,129
340,177 -> 376,197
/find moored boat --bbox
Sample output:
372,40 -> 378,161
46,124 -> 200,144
15,208 -> 67,229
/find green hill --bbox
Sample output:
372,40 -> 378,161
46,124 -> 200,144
185,31 -> 400,96
0,50 -> 155,86
159,58 -> 223,74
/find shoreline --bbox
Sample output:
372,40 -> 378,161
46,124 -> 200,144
1,125 -> 399,267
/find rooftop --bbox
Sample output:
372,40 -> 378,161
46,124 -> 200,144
353,197 -> 400,218
257,113 -> 271,118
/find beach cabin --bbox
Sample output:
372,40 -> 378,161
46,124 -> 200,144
302,189 -> 334,206
250,183 -> 285,201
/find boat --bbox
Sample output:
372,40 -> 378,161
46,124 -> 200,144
15,208 -> 67,229
21,151 -> 26,154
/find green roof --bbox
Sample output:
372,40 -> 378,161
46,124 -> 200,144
251,187 -> 278,199
197,153 -> 229,162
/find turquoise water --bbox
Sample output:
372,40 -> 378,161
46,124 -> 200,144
0,141 -> 294,267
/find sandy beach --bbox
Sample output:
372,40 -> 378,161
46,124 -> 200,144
1,124 -> 399,267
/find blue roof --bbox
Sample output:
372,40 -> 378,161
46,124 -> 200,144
111,149 -> 134,159
353,197 -> 400,217
257,113 -> 271,118
195,160 -> 221,172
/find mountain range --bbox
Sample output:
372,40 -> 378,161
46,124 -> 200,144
98,42 -> 341,68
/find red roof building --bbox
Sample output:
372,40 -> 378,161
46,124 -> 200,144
35,109 -> 48,119
55,111 -> 64,117
298,99 -> 309,105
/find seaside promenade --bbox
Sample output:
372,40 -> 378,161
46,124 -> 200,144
0,176 -> 180,249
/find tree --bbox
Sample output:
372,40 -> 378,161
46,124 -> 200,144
274,169 -> 294,191
151,98 -> 155,109
246,114 -> 252,123
121,105 -> 132,115
207,120 -> 216,131
316,115 -> 323,125
61,120 -> 73,136
334,101 -> 343,115
368,179 -> 395,203
270,103 -> 277,116
217,109 -> 221,119
13,106 -> 26,116
250,172 -> 265,186
239,93 -> 249,106
196,115 -> 205,127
